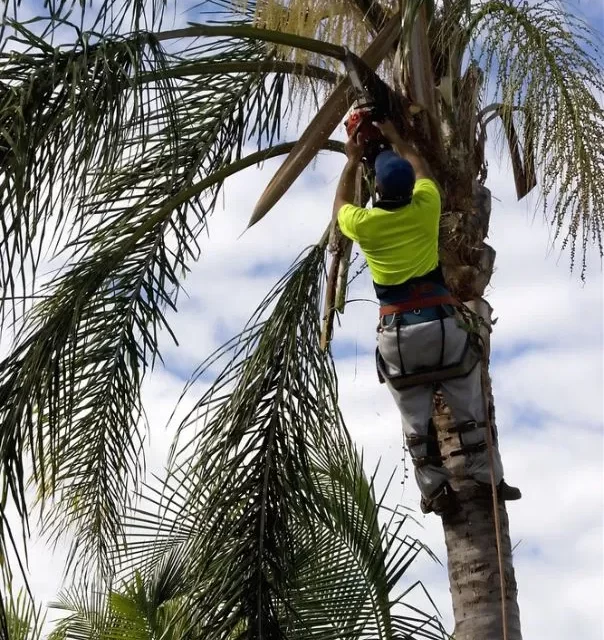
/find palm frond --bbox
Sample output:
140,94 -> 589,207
3,0 -> 168,43
399,0 -> 437,105
286,455 -> 447,640
2,587 -> 45,640
105,452 -> 447,640
157,23 -> 349,61
459,0 -> 604,274
0,25 -> 181,329
0,19 -> 344,331
51,577 -> 180,640
398,0 -> 446,159
161,245 -> 339,638
85,244 -> 448,639
49,579 -> 117,640
0,23 -> 337,576
114,247 -> 360,636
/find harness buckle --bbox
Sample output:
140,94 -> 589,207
380,313 -> 397,330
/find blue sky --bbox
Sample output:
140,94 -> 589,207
1,1 -> 603,638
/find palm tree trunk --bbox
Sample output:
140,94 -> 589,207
435,184 -> 523,640
433,385 -> 522,640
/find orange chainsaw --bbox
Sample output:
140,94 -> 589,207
343,49 -> 391,166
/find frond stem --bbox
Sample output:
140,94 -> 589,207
477,102 -> 521,122
154,24 -> 348,62
142,60 -> 340,84
111,140 -> 345,263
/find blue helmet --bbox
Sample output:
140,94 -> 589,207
374,150 -> 415,202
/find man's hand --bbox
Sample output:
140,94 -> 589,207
345,133 -> 364,164
375,118 -> 432,180
374,119 -> 401,144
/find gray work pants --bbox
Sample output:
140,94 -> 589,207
377,316 -> 504,500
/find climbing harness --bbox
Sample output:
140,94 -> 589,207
376,306 -> 483,390
379,294 -> 458,315
375,293 -> 491,389
376,330 -> 482,389
405,423 -> 443,469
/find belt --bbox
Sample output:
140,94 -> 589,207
379,295 -> 459,317
381,305 -> 455,327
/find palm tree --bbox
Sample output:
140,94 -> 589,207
0,0 -> 601,639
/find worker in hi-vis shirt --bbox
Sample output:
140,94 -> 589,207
333,119 -> 520,516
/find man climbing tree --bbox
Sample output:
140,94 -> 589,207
333,120 -> 521,515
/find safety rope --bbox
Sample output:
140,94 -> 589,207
478,336 -> 509,640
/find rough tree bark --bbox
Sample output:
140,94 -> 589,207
435,184 -> 522,640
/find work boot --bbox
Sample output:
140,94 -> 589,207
476,479 -> 522,501
420,482 -> 461,516
499,480 -> 522,501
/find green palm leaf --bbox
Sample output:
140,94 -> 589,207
85,246 -> 447,640
2,1 -> 168,43
166,245 -> 335,638
459,0 -> 604,272
0,18 -> 347,328
3,587 -> 45,640
50,578 -> 123,640
0,26 -> 180,327
0,24 -> 336,576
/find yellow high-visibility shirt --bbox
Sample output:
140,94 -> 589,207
337,178 -> 441,285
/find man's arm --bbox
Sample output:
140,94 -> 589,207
376,119 -> 433,180
332,134 -> 364,224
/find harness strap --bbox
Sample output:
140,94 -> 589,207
411,454 -> 445,468
379,295 -> 459,317
450,442 -> 488,457
396,319 -> 406,375
438,316 -> 445,367
447,420 -> 487,434
448,420 -> 489,457
406,434 -> 436,446
375,332 -> 482,390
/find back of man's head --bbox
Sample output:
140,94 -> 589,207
374,150 -> 415,204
